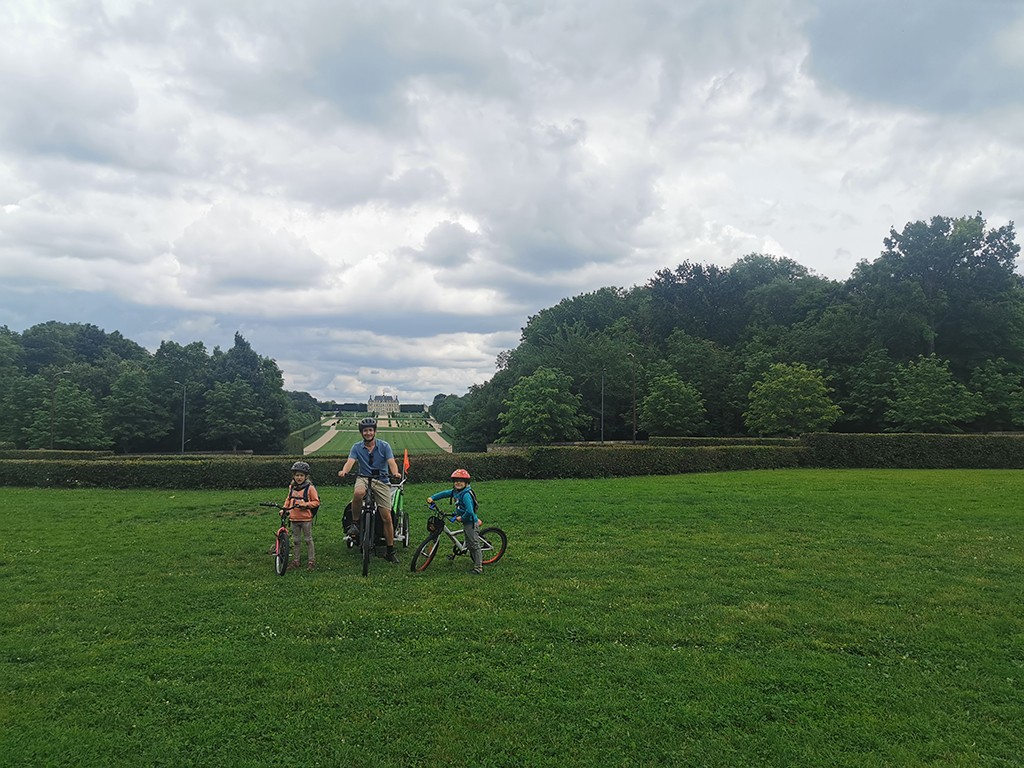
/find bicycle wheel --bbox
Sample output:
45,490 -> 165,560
478,527 -> 507,565
275,530 -> 290,576
401,510 -> 410,547
410,534 -> 440,573
360,512 -> 373,577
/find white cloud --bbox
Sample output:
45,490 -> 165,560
1,0 -> 1022,402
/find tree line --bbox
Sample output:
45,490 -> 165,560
433,213 -> 1024,450
0,327 -> 322,453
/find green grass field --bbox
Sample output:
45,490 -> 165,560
315,429 -> 448,455
3,470 -> 1021,766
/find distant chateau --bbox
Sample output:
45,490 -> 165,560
368,394 -> 400,415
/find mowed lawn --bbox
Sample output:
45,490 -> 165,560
315,428 -> 448,455
2,470 -> 1022,767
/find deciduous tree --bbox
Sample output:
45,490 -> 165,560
639,373 -> 706,436
884,355 -> 981,432
744,363 -> 841,436
497,366 -> 588,444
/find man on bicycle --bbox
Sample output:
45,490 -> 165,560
338,417 -> 402,563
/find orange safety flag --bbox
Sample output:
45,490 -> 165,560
403,448 -> 410,473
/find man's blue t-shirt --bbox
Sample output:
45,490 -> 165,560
348,439 -> 395,480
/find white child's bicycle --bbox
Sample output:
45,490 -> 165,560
410,501 -> 507,573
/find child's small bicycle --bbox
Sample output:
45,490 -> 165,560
259,502 -> 292,576
410,502 -> 507,573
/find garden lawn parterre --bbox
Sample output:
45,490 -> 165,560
316,428 -> 448,455
2,470 -> 1021,767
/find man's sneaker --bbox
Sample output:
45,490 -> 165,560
384,551 -> 400,564
346,524 -> 359,537
468,569 -> 483,575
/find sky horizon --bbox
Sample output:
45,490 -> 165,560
3,0 -> 1022,402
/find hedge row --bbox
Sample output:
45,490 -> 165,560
0,446 -> 798,489
0,449 -> 115,460
801,432 -> 1024,469
0,452 -> 528,490
2,434 -> 1023,489
647,437 -> 801,447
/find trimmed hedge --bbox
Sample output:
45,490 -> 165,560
801,432 -> 1024,469
0,449 -> 114,460
0,452 -> 530,490
520,445 -> 806,479
0,446 -> 798,488
3,434 -> 1023,489
647,437 -> 800,447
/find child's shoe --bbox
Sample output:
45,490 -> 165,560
289,559 -> 300,570
306,560 -> 316,571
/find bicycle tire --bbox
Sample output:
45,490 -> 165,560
360,511 -> 373,577
275,530 -> 290,576
410,534 -> 440,573
478,527 -> 507,565
401,510 -> 410,547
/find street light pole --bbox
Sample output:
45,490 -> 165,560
49,370 -> 71,449
600,368 -> 605,444
627,353 -> 637,444
173,380 -> 186,454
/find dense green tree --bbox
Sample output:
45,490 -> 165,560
430,393 -> 466,425
0,374 -> 46,447
454,370 -> 516,451
286,390 -> 323,431
968,358 -> 1024,432
0,327 -> 24,379
744,363 -> 841,436
497,366 -> 588,444
849,214 -> 1024,371
884,355 -> 982,432
665,330 -> 735,434
30,379 -> 111,449
104,364 -> 171,453
202,380 -> 273,451
639,373 -> 706,436
836,347 -> 899,432
209,334 -> 290,452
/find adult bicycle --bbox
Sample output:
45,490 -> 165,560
259,502 -> 292,577
345,474 -> 410,576
410,502 -> 507,573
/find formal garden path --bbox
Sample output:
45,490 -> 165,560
303,417 -> 452,455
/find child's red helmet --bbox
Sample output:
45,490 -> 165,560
450,468 -> 471,481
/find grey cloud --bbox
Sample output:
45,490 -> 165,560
396,222 -> 481,267
173,205 -> 327,291
804,0 -> 1024,113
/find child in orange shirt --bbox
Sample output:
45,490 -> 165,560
283,461 -> 320,570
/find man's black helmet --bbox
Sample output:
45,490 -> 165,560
290,461 -> 311,473
358,417 -> 377,430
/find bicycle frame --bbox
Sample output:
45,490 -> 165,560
259,502 -> 292,576
354,473 -> 408,575
411,503 -> 507,573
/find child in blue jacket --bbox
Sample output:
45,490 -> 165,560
427,468 -> 482,574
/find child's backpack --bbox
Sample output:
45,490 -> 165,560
448,487 -> 479,514
293,483 -> 319,522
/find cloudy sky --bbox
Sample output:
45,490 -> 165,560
2,0 -> 1022,403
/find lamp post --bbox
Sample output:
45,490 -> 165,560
600,368 -> 605,444
49,370 -> 71,449
627,353 -> 637,444
173,380 -> 186,454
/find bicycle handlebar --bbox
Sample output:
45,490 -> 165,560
425,502 -> 457,522
259,502 -> 284,509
